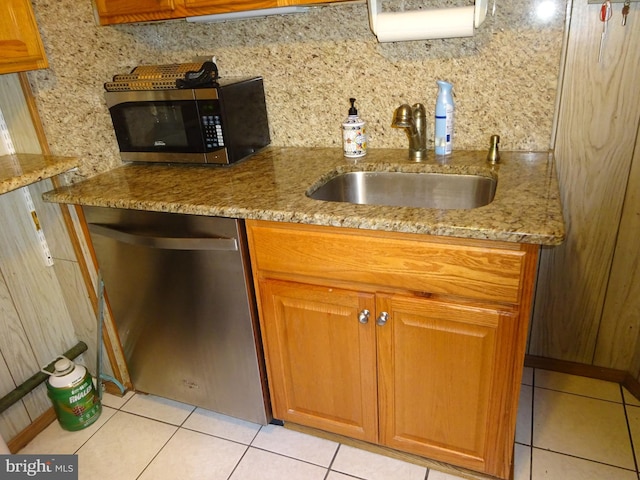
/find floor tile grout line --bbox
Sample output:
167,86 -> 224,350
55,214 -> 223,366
530,445 -> 638,473
326,469 -> 366,480
222,443 -> 251,480
248,422 -> 264,445
176,424 -> 260,448
323,446 -> 382,480
243,443 -> 335,470
323,442 -> 341,480
71,406 -> 118,455
533,385 -> 625,404
175,405 -> 197,428
528,368 -> 535,480
621,383 -> 640,474
107,392 -> 267,446
100,394 -> 186,479
531,368 -> 632,404
109,408 -> 191,429
134,426 -> 181,480
530,376 -> 638,473
101,401 -> 266,450
530,371 -> 640,474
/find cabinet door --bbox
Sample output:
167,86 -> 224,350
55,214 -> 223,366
0,0 -> 48,74
93,0 -> 178,25
258,279 -> 378,442
376,294 -> 520,479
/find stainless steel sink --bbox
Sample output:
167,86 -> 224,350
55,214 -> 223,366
307,171 -> 497,210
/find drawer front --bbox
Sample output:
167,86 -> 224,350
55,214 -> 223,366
247,221 -> 535,304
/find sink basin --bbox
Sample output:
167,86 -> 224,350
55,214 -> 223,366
307,171 -> 497,210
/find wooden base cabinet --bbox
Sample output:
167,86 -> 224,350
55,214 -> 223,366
247,220 -> 539,480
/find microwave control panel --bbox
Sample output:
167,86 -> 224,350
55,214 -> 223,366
201,114 -> 224,150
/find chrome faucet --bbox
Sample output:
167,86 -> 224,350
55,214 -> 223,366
392,103 -> 428,161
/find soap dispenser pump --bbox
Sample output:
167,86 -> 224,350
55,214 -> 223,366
342,98 -> 367,158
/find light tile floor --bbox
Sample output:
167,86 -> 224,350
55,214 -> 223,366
19,368 -> 640,480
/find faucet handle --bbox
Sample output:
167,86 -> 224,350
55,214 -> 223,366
487,135 -> 500,164
392,104 -> 413,127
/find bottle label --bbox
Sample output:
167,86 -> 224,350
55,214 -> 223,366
343,124 -> 367,158
47,372 -> 102,431
435,106 -> 453,155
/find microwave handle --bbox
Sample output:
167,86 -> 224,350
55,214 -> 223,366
87,223 -> 238,251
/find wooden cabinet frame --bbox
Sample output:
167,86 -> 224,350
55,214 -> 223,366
93,0 -> 352,25
247,220 -> 539,480
0,0 -> 48,74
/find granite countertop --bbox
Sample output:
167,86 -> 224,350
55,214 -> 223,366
0,154 -> 78,195
43,147 -> 565,245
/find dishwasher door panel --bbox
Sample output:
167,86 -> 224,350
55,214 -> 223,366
84,206 -> 268,424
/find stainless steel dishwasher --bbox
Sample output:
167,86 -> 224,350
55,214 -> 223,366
83,206 -> 269,424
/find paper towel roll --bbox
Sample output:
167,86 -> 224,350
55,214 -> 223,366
373,6 -> 475,42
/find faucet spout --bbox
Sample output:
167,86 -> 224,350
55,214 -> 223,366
392,103 -> 428,161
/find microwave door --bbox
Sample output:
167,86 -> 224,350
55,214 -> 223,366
109,99 -> 207,163
148,105 -> 189,149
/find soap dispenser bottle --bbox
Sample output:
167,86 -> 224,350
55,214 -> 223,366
434,81 -> 454,156
342,98 -> 367,158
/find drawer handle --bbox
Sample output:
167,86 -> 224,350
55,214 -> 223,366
376,311 -> 389,326
87,223 -> 238,251
358,309 -> 371,324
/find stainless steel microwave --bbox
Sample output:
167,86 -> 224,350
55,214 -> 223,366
104,77 -> 270,165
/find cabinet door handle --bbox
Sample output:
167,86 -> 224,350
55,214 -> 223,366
358,309 -> 371,324
87,223 -> 238,251
376,311 -> 389,326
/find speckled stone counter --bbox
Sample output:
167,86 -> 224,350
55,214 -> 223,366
0,154 -> 78,195
43,147 -> 565,245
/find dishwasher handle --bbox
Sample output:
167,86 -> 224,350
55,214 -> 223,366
87,223 -> 238,251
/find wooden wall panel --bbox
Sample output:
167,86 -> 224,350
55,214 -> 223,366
0,74 -> 38,153
0,189 -> 78,366
594,126 -> 640,372
29,179 -> 108,376
0,72 -> 127,445
0,273 -> 37,440
530,1 -> 640,363
29,179 -> 76,261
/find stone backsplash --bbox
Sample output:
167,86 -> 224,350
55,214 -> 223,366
27,0 -> 567,177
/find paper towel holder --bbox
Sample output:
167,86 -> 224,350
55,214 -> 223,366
367,0 -> 489,42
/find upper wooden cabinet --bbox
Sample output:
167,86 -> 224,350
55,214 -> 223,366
93,0 -> 351,25
0,0 -> 48,74
93,0 -> 180,24
96,0 -> 177,16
